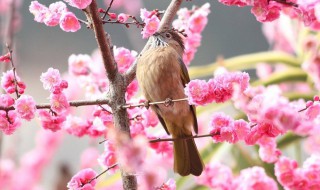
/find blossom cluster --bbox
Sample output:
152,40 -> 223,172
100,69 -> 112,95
197,162 -> 278,190
218,0 -> 320,31
173,3 -> 210,65
29,1 -> 81,32
185,71 -> 249,106
0,70 -> 36,134
275,155 -> 320,189
0,130 -> 62,189
140,9 -> 161,38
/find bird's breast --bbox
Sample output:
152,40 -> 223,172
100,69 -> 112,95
136,47 -> 190,117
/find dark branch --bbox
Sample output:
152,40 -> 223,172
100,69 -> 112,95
0,98 -> 111,111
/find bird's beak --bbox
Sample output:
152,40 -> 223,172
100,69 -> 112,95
153,32 -> 160,36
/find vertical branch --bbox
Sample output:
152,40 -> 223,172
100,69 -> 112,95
85,1 -> 137,189
158,0 -> 183,32
85,0 -> 117,82
0,0 -> 18,161
84,0 -> 183,189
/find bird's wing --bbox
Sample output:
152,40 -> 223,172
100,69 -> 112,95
153,104 -> 170,135
178,58 -> 199,134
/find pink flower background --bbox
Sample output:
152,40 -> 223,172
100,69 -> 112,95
1,0 -> 269,189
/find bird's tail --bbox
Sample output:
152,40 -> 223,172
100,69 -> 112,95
173,134 -> 204,176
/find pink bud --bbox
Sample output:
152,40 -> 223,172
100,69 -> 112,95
60,80 -> 68,89
98,8 -> 105,13
118,13 -> 129,23
314,95 -> 319,101
108,12 -> 117,20
306,100 -> 314,108
0,53 -> 10,63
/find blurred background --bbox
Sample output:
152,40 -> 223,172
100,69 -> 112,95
1,0 -> 268,189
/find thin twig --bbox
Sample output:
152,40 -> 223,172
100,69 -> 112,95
102,0 -> 115,20
81,163 -> 118,187
99,133 -> 219,144
0,98 -> 111,111
6,45 -> 20,98
298,107 -> 308,112
121,98 -> 188,109
102,20 -> 145,28
149,133 -> 217,143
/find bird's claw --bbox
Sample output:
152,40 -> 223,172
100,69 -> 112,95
164,98 -> 173,107
144,100 -> 150,109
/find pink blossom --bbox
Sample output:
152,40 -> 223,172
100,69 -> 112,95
118,13 -> 129,23
68,54 -> 91,75
141,15 -> 160,38
297,0 -> 320,30
98,141 -> 117,171
38,110 -> 66,132
67,168 -> 97,190
0,52 -> 10,63
93,108 -> 113,127
63,115 -> 89,137
149,135 -> 173,158
0,110 -> 21,135
50,93 -> 70,114
210,112 -> 238,143
108,12 -> 117,20
141,108 -> 159,127
245,122 -> 282,145
0,94 -> 14,107
208,78 -> 233,103
40,68 -> 62,92
14,95 -> 36,121
126,80 -> 139,100
305,103 -> 320,120
59,11 -> 81,32
233,119 -> 250,140
257,136 -> 281,163
1,70 -> 26,94
196,162 -> 233,189
114,47 -> 137,73
218,0 -> 249,6
233,166 -> 278,190
188,11 -> 208,33
183,48 -> 196,66
184,79 -> 210,106
44,2 -> 67,27
29,1 -> 48,23
87,117 -> 106,137
64,0 -> 92,9
251,0 -> 281,22
116,135 -> 147,172
80,147 -> 99,169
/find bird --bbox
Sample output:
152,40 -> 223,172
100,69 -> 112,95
136,29 -> 204,176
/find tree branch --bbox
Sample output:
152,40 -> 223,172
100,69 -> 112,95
122,98 -> 188,109
149,133 -> 217,143
85,0 -> 117,82
0,98 -> 111,111
158,0 -> 183,32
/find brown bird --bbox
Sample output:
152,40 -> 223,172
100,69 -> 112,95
136,30 -> 204,176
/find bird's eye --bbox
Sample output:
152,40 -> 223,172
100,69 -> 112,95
165,32 -> 172,39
